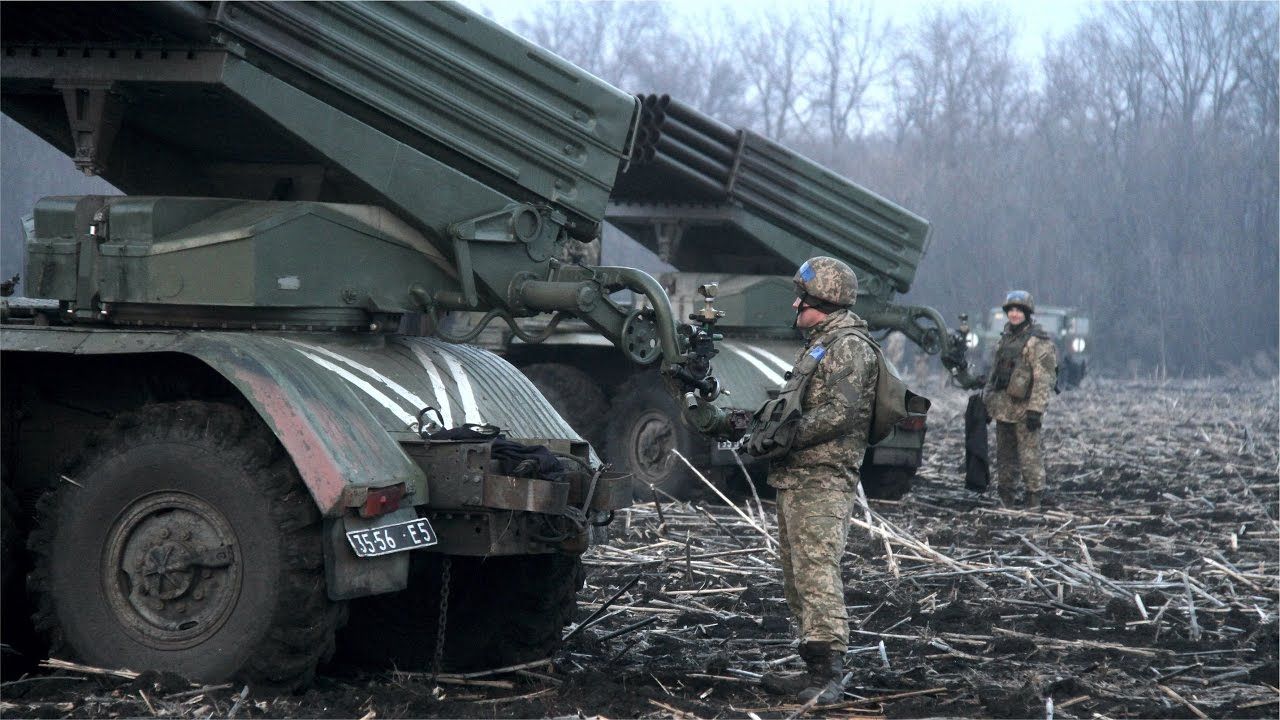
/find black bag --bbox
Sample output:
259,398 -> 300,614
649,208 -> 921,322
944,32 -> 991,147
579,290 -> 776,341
963,394 -> 991,492
425,423 -> 565,482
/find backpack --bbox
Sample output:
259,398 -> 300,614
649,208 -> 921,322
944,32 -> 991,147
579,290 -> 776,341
745,329 -> 930,459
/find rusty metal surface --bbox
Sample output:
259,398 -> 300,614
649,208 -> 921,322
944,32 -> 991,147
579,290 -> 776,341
482,475 -> 569,514
405,441 -> 489,509
422,510 -> 548,556
584,472 -> 633,512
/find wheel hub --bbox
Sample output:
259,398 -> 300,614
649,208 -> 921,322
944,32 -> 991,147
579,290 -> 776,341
630,410 -> 676,480
105,492 -> 240,648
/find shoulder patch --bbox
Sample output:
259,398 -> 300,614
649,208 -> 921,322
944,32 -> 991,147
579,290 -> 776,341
808,344 -> 827,361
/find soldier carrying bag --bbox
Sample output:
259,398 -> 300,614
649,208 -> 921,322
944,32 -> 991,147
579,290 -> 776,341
744,329 -> 930,460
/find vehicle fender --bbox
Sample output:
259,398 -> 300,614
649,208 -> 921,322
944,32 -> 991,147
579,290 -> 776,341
0,326 -> 424,517
710,340 -> 798,411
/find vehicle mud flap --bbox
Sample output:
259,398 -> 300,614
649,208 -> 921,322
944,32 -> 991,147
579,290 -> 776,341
963,393 -> 990,492
323,508 -> 416,601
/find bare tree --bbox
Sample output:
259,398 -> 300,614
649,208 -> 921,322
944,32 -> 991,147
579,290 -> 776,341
804,0 -> 890,151
731,9 -> 811,141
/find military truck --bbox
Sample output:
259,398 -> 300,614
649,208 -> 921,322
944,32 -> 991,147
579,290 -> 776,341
465,94 -> 982,500
969,305 -> 1091,389
0,2 -> 729,687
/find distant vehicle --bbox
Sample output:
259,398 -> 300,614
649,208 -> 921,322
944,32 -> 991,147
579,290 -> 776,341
968,305 -> 1091,389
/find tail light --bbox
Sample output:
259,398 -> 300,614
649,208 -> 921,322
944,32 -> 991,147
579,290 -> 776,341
897,414 -> 927,432
360,483 -> 406,518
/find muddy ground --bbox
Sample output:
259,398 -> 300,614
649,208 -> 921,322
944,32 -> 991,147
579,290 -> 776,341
3,376 -> 1277,719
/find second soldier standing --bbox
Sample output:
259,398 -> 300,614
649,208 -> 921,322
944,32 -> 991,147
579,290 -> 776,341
983,290 -> 1058,508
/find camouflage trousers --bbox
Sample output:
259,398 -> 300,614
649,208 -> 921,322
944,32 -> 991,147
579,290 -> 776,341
995,421 -> 1046,494
776,486 -> 856,653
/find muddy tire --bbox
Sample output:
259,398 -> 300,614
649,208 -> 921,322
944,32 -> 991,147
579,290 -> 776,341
520,363 -> 609,449
338,552 -> 584,671
859,466 -> 913,501
28,401 -> 341,689
2,481 -> 39,677
605,375 -> 705,499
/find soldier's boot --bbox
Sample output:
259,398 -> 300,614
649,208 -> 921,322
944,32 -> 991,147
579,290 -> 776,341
1026,491 -> 1042,509
760,666 -> 811,696
797,641 -> 844,704
998,486 -> 1017,506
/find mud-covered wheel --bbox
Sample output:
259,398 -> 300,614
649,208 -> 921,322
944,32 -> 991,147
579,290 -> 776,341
859,466 -> 914,501
28,401 -> 341,689
520,363 -> 609,449
2,481 -> 39,677
605,375 -> 704,499
337,552 -> 584,671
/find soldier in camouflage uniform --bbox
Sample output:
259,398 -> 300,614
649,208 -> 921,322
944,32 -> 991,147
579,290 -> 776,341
983,290 -> 1058,508
748,256 -> 878,704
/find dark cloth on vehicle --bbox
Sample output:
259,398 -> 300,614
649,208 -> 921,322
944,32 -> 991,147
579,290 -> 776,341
964,394 -> 991,492
426,424 -> 565,482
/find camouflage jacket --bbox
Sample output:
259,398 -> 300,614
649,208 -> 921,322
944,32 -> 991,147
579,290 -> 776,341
769,309 -> 878,491
983,322 -> 1058,423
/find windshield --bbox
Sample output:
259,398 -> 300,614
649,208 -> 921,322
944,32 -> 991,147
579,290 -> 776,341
1037,314 -> 1064,334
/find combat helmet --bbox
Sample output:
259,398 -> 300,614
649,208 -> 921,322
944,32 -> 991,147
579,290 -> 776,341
794,256 -> 858,310
1002,290 -> 1035,314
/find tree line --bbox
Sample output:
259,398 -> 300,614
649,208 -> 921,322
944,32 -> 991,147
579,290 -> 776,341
511,1 -> 1278,377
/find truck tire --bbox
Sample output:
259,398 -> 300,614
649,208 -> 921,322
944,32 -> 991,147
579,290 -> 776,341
27,401 -> 342,689
337,552 -> 583,671
859,466 -> 913,501
605,375 -> 705,499
520,363 -> 609,449
2,480 -> 38,678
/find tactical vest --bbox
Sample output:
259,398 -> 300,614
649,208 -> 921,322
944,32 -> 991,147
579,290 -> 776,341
990,324 -> 1049,390
746,326 -> 929,460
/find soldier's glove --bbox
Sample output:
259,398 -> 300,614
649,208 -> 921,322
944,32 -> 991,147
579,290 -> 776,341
1025,411 -> 1042,431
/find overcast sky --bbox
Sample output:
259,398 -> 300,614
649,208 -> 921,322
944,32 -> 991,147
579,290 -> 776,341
463,0 -> 1097,62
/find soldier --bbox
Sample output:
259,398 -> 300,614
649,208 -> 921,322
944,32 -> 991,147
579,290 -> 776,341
983,290 -> 1058,508
744,257 -> 878,703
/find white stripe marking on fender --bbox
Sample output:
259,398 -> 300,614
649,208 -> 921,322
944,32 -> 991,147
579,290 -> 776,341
405,343 -> 455,430
433,346 -> 482,424
289,341 -> 431,414
742,344 -> 794,374
722,342 -> 786,386
295,350 -> 417,428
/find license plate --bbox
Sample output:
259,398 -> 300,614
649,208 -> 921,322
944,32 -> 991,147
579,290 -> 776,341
346,517 -> 438,558
717,439 -> 742,450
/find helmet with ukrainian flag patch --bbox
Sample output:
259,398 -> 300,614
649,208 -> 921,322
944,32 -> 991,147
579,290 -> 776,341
794,256 -> 858,309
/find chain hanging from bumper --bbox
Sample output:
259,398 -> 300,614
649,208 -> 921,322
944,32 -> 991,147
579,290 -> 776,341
430,556 -> 451,686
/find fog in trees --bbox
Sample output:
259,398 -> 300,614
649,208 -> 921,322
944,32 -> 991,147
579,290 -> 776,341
509,0 -> 1277,377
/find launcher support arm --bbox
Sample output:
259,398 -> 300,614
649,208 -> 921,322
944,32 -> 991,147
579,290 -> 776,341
857,299 -> 984,389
